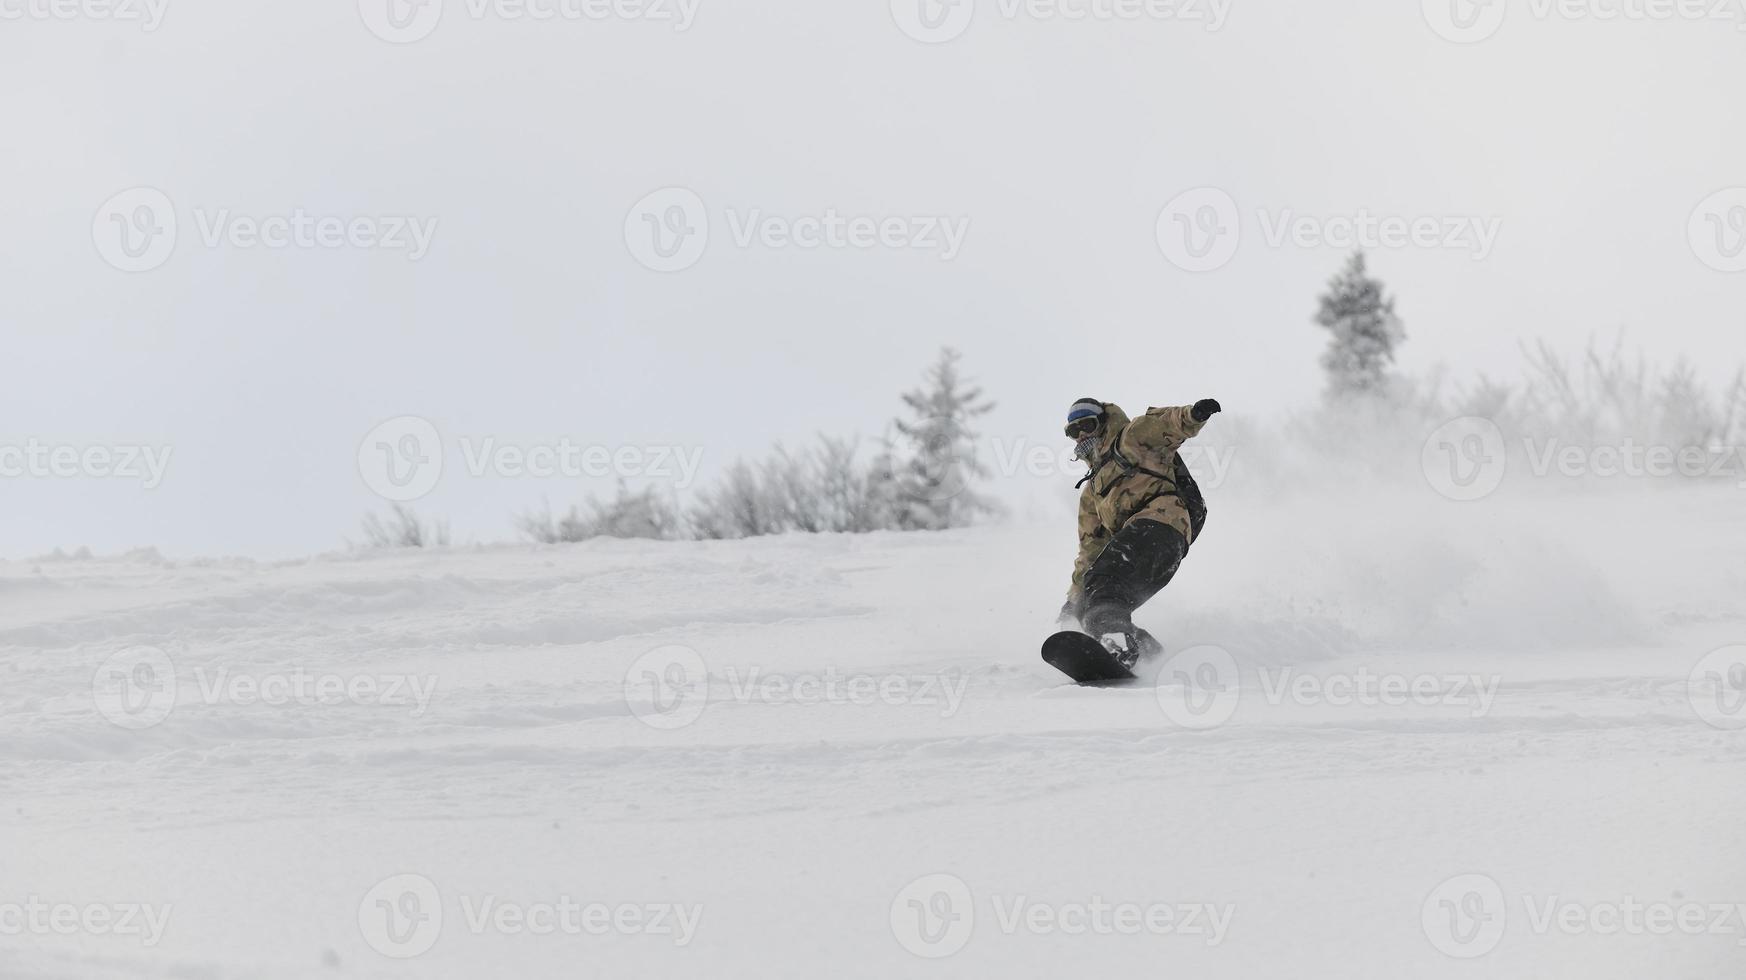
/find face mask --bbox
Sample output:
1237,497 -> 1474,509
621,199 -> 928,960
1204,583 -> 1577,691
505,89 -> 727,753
1073,433 -> 1099,462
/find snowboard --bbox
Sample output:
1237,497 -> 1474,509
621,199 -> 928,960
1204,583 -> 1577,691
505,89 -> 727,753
1041,630 -> 1137,684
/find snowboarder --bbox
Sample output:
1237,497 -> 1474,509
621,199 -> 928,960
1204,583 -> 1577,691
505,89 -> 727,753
1057,396 -> 1221,669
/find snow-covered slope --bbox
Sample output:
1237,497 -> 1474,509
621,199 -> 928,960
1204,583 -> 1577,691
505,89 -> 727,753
2,484 -> 1743,979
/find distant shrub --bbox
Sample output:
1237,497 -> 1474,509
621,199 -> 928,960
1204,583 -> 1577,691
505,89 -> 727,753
1198,333 -> 1746,492
357,504 -> 450,549
524,347 -> 997,545
517,484 -> 682,543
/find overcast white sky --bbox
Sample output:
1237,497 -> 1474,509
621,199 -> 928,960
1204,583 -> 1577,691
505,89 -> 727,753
2,0 -> 1742,557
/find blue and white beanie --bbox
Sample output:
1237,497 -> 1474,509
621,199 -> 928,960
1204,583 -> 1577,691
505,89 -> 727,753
1066,399 -> 1104,424
1065,398 -> 1105,436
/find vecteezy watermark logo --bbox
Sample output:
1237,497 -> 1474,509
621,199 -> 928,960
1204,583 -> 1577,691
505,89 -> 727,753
93,189 -> 438,270
625,187 -> 709,272
358,416 -> 445,503
1425,418 -> 1746,501
0,899 -> 173,947
1422,416 -> 1508,501
891,0 -> 1232,41
1157,189 -> 1504,271
359,874 -> 444,958
890,0 -> 975,42
358,0 -> 700,41
625,645 -> 710,730
989,439 -> 1238,490
624,187 -> 971,272
1421,0 -> 1508,42
93,647 -> 441,730
1428,0 -> 1746,43
358,0 -> 445,42
356,416 -> 707,502
890,873 -> 1234,956
1689,188 -> 1746,273
358,874 -> 702,957
93,187 -> 177,273
1689,645 -> 1746,730
1156,187 -> 1241,272
1424,872 -> 1746,955
1422,873 -> 1507,958
92,646 -> 178,730
890,873 -> 975,958
1154,644 -> 1240,729
0,439 -> 173,489
1153,656 -> 1496,727
0,0 -> 169,29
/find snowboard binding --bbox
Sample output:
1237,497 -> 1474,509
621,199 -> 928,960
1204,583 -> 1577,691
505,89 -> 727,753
1097,629 -> 1162,670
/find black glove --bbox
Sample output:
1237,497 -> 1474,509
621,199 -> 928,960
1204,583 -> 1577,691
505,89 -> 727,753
1191,398 -> 1222,422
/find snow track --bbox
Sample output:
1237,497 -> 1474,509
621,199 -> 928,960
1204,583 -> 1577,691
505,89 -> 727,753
2,488 -> 1742,978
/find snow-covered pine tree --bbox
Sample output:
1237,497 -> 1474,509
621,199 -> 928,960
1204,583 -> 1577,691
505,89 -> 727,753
859,428 -> 905,532
892,347 -> 997,530
1315,251 -> 1405,400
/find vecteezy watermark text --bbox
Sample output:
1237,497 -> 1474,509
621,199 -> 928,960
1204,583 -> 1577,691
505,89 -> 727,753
1422,872 -> 1746,958
357,874 -> 701,959
1155,187 -> 1503,272
93,187 -> 439,272
358,0 -> 701,43
357,415 -> 705,503
889,0 -> 1232,44
1150,646 -> 1504,730
1422,417 -> 1746,501
0,899 -> 172,947
0,0 -> 168,29
0,440 -> 172,489
623,645 -> 972,730
625,187 -> 970,272
1423,0 -> 1746,44
989,439 -> 1237,489
92,646 -> 439,730
888,873 -> 1233,958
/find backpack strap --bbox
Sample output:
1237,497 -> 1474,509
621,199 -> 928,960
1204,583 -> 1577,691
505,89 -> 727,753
1081,421 -> 1210,540
1107,425 -> 1176,486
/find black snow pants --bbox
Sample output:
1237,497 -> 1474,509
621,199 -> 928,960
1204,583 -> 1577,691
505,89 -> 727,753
1080,518 -> 1189,652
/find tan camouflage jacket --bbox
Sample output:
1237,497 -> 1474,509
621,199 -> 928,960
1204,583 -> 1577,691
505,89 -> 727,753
1068,403 -> 1209,600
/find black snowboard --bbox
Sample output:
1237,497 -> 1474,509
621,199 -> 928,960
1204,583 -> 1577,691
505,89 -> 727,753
1042,630 -> 1137,684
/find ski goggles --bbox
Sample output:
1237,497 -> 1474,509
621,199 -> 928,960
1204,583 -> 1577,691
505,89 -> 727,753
1064,416 -> 1101,439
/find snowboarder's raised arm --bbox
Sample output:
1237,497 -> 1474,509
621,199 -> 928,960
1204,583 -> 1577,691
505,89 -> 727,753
1123,399 -> 1222,456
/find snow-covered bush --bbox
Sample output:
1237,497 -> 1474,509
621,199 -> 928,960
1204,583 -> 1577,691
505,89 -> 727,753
357,504 -> 450,549
688,436 -> 905,538
1197,333 -> 1745,495
518,484 -> 682,543
689,458 -> 787,540
1504,337 -> 1744,453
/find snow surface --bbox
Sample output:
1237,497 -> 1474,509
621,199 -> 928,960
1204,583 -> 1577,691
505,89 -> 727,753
2,483 -> 1744,978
